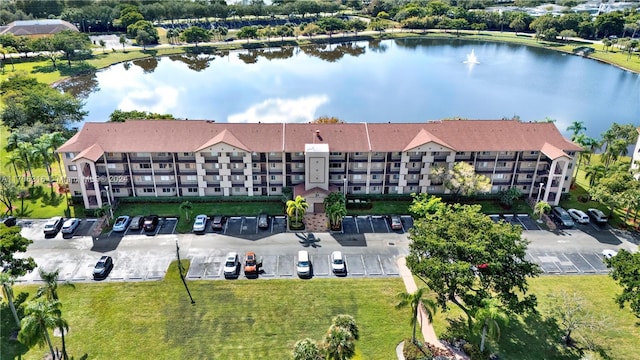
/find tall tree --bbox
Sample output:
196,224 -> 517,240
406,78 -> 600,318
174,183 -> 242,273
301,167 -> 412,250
18,299 -> 67,360
406,197 -> 540,329
179,201 -> 193,222
0,175 -> 18,216
584,163 -> 606,187
533,200 -> 551,220
331,314 -> 359,341
439,162 -> 491,199
324,192 -> 346,230
396,287 -> 437,345
0,272 -> 21,328
36,269 -> 74,360
589,165 -> 637,216
567,121 -> 585,141
286,195 -> 308,227
181,26 -> 211,48
547,290 -> 606,346
605,249 -> 640,319
474,298 -> 509,352
0,223 -> 36,277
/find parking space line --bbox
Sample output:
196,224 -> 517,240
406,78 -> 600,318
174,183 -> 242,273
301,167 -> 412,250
558,253 -> 579,273
578,253 -> 598,273
354,217 -> 359,233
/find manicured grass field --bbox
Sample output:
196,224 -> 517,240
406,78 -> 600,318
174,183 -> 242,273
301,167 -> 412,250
3,262 -> 408,360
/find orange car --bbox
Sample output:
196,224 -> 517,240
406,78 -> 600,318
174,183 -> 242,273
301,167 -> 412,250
244,252 -> 259,276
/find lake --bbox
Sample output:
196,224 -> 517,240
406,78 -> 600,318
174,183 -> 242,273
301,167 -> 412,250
59,38 -> 640,139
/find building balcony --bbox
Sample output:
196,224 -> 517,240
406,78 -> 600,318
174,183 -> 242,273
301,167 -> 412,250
131,170 -> 153,175
128,157 -> 151,163
175,157 -> 196,163
517,167 -> 536,173
494,167 -> 514,173
407,168 -> 421,174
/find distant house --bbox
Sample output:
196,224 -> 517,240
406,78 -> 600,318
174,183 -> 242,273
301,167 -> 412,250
0,19 -> 78,37
632,127 -> 640,180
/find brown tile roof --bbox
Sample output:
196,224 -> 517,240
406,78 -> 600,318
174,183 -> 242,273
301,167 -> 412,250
73,143 -> 104,162
57,119 -> 582,157
540,142 -> 570,160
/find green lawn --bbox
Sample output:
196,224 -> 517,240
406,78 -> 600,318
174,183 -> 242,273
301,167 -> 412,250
2,261 -> 408,360
430,275 -> 640,360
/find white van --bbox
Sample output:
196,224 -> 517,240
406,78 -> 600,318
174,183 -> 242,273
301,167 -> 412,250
297,250 -> 311,278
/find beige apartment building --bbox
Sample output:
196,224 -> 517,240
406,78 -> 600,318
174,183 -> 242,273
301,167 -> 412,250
56,119 -> 582,211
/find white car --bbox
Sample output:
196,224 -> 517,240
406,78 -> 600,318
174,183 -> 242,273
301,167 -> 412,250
588,208 -> 608,224
192,214 -> 208,233
331,251 -> 346,275
567,209 -> 589,224
602,249 -> 618,259
61,218 -> 80,234
223,252 -> 239,278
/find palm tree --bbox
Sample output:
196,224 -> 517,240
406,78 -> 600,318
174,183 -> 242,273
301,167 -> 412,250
6,151 -> 25,180
36,269 -> 74,360
474,298 -> 509,352
602,138 -> 629,168
323,324 -> 356,360
396,288 -> 437,345
567,121 -> 586,141
0,272 -> 21,328
95,203 -> 111,220
18,299 -> 68,360
292,338 -> 321,360
331,314 -> 359,340
585,164 -> 606,187
179,201 -> 193,221
286,195 -> 308,227
324,192 -> 346,230
16,142 -> 35,186
33,137 -> 55,190
48,132 -> 68,178
534,201 -> 551,221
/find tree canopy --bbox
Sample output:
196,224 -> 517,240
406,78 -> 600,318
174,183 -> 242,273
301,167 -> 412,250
605,249 -> 640,319
109,109 -> 176,122
406,195 -> 540,328
0,224 -> 36,277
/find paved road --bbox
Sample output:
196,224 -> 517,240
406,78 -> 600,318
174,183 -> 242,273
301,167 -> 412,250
14,217 -> 638,283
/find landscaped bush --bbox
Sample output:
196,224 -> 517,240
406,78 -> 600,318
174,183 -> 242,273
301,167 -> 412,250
117,195 -> 279,204
346,198 -> 372,210
403,339 -> 433,360
462,343 -> 490,360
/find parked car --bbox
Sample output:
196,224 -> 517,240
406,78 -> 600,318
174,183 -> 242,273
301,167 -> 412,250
567,209 -> 590,224
602,249 -> 618,259
129,215 -> 144,231
244,251 -> 260,276
551,207 -> 575,228
192,214 -> 208,233
390,215 -> 402,230
112,216 -> 131,232
258,213 -> 269,229
61,218 -> 80,234
0,216 -> 17,227
143,215 -> 160,233
211,215 -> 226,230
331,251 -> 346,275
93,255 -> 113,280
43,217 -> 64,236
297,250 -> 311,278
588,208 -> 608,224
223,252 -> 240,278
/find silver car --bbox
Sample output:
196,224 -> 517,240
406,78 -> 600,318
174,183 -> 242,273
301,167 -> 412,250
61,218 -> 80,234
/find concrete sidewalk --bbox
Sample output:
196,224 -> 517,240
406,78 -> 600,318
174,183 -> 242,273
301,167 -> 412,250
396,257 -> 469,360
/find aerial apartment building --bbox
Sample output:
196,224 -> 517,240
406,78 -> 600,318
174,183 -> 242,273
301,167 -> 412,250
56,119 -> 582,212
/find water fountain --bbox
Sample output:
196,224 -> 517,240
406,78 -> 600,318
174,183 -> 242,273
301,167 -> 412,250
464,49 -> 479,64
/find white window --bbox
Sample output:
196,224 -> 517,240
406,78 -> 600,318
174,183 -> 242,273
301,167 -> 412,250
138,152 -> 150,157
65,153 -> 75,159
213,163 -> 220,169
156,152 -> 167,157
296,152 -> 303,156
186,175 -> 197,181
107,164 -> 116,169
353,174 -> 362,180
296,163 -> 304,169
296,175 -> 304,181
357,163 -> 363,168
214,175 -> 221,181
160,176 -> 171,181
211,152 -> 219,156
493,174 -> 505,180
68,165 -> 77,171
234,175 -> 243,181
143,176 -> 152,181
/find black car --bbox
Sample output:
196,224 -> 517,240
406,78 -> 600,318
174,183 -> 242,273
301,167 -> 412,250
0,216 -> 17,227
93,256 -> 113,280
143,215 -> 160,233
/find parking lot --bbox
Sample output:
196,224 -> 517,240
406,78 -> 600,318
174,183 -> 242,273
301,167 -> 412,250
341,215 -> 414,234
116,217 -> 178,237
18,218 -> 98,240
199,215 -> 287,239
527,249 -> 610,274
490,214 -> 541,230
186,252 -> 400,280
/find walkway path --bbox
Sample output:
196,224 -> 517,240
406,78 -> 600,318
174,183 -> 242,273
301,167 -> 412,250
396,257 -> 469,360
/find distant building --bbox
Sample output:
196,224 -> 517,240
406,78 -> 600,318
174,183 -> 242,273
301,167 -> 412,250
56,120 -> 582,211
632,127 -> 640,180
0,19 -> 78,37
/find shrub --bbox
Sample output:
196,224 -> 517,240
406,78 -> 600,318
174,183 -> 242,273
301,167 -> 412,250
462,343 -> 490,360
403,339 -> 433,360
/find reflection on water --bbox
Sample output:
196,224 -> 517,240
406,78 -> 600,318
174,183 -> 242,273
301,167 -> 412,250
58,38 -> 639,139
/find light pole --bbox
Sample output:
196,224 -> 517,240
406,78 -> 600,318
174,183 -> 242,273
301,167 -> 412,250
536,182 -> 544,203
343,177 -> 348,194
104,185 -> 113,219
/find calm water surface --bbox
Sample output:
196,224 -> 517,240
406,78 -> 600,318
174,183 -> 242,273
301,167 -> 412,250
61,38 -> 640,139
